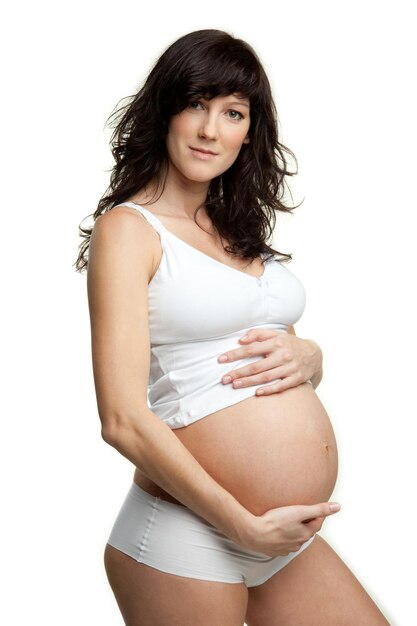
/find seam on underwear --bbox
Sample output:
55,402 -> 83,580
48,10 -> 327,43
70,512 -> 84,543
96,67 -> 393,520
138,499 -> 160,559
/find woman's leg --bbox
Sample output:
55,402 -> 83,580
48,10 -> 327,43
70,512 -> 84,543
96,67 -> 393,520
104,544 -> 249,626
245,535 -> 391,626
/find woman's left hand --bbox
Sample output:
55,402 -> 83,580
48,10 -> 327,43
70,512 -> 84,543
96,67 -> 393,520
217,328 -> 322,395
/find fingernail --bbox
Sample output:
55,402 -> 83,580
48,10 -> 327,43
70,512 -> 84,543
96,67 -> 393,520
218,355 -> 228,362
240,334 -> 249,341
222,375 -> 232,383
329,503 -> 341,511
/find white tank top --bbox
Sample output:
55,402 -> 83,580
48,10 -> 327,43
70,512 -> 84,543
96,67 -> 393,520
114,202 -> 308,429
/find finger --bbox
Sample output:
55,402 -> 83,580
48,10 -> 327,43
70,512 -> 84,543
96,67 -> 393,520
239,329 -> 285,343
218,339 -> 275,364
222,356 -> 297,384
299,502 -> 341,521
221,359 -> 286,386
254,381 -> 284,395
227,355 -> 276,377
220,330 -> 290,363
255,373 -> 305,394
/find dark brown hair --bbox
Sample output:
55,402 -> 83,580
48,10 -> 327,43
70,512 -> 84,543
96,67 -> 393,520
74,29 -> 303,273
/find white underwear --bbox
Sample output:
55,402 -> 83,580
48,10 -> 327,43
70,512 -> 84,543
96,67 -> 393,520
106,481 -> 316,588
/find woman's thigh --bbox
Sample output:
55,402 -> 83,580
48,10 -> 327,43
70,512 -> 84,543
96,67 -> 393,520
245,535 -> 390,626
104,544 -> 249,626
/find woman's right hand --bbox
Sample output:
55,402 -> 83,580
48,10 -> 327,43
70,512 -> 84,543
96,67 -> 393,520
238,502 -> 341,557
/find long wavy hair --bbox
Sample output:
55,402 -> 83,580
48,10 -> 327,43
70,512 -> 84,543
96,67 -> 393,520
74,29 -> 303,274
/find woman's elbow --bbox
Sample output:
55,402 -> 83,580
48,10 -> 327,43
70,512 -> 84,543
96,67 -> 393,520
99,408 -> 140,447
101,420 -> 119,446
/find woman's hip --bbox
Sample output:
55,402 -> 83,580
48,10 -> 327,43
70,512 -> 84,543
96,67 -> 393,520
106,481 -> 315,588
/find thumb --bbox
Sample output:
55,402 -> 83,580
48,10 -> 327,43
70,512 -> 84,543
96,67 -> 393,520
300,502 -> 341,523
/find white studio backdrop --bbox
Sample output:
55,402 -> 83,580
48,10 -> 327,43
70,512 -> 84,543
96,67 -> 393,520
1,1 -> 414,624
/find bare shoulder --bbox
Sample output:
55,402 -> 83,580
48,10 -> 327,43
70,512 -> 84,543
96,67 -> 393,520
89,205 -> 160,284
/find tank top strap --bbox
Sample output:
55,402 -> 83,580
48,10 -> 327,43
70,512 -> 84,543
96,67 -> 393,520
114,201 -> 167,236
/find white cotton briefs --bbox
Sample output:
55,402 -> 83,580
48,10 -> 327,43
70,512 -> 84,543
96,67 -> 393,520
113,202 -> 309,428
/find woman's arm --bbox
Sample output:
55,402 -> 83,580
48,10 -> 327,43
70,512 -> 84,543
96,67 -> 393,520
87,208 -> 253,545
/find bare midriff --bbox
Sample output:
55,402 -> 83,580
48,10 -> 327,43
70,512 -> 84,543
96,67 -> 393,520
133,381 -> 338,517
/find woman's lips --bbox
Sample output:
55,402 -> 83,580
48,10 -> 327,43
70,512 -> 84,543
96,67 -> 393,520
189,147 -> 218,160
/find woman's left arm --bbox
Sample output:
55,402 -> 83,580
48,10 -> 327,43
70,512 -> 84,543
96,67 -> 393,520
217,326 -> 323,395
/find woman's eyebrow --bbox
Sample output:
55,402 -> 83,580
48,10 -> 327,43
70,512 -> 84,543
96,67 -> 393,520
229,101 -> 250,108
198,96 -> 250,108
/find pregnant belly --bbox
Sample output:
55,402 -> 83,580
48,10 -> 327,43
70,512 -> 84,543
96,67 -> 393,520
134,382 -> 338,517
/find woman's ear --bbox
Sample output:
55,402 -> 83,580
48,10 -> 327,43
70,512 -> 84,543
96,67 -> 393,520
243,135 -> 250,144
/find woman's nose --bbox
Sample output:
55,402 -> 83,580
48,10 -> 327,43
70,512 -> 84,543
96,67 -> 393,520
198,115 -> 219,140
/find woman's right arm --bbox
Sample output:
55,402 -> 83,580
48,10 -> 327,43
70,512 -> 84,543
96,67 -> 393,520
87,207 -> 254,545
87,207 -> 340,555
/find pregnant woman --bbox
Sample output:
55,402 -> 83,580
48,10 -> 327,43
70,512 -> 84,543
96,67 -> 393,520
77,29 -> 390,625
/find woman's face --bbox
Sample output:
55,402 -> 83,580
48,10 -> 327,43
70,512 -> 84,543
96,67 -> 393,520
165,92 -> 251,184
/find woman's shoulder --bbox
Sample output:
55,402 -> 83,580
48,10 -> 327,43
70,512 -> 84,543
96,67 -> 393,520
92,206 -> 161,283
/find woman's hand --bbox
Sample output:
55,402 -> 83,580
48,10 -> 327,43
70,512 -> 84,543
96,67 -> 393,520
217,328 -> 323,395
237,501 -> 341,557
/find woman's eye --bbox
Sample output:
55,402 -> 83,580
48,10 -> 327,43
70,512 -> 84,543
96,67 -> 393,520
189,101 -> 202,109
228,110 -> 243,120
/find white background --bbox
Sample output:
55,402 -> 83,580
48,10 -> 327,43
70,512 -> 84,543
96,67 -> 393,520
1,1 -> 415,624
